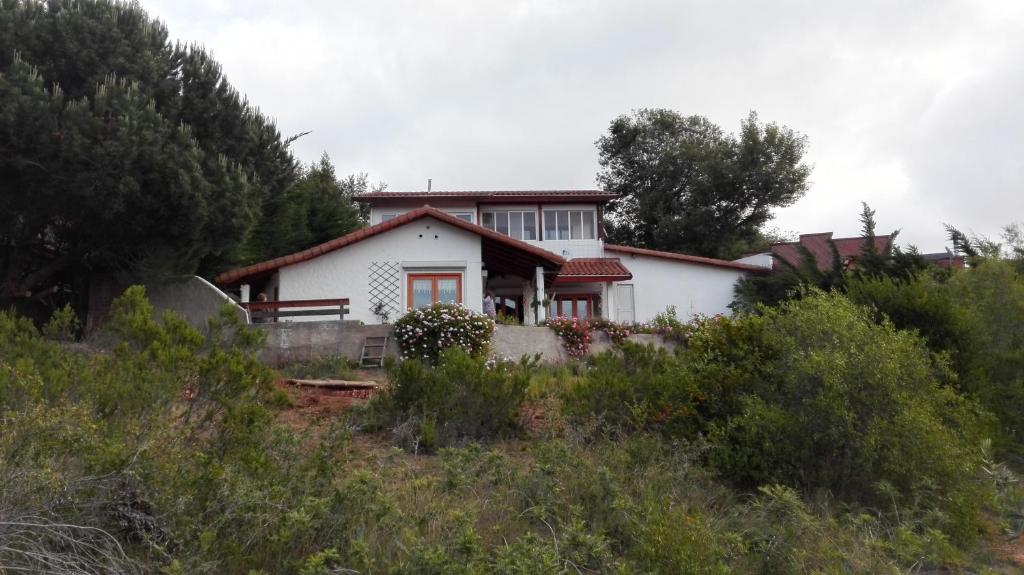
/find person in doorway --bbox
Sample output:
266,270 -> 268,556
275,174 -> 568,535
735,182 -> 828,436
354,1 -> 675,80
252,292 -> 269,323
482,291 -> 496,318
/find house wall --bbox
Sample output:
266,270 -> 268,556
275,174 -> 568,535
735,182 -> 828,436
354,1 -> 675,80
370,203 -> 478,225
276,217 -> 484,323
732,252 -> 774,269
610,253 -> 747,322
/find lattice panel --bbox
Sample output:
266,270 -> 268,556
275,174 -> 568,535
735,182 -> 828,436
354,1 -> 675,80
368,261 -> 401,321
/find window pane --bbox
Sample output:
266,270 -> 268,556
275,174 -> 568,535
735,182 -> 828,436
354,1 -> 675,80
381,213 -> 396,222
578,299 -> 590,319
557,211 -> 570,240
437,278 -> 458,304
523,212 -> 537,240
454,213 -> 473,222
496,212 -> 509,235
543,211 -> 557,240
570,211 -> 583,240
509,211 -> 523,239
581,211 -> 594,239
560,300 -> 573,317
411,279 -> 432,309
482,212 -> 494,229
549,301 -> 557,318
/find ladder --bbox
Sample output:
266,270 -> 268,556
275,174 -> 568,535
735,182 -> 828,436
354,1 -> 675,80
359,336 -> 389,367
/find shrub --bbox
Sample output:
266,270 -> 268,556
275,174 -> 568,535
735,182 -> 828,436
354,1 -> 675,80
494,312 -> 520,326
546,316 -> 591,358
684,291 -> 989,542
393,303 -> 494,362
643,306 -> 694,343
369,348 -> 529,450
562,343 -> 702,435
589,317 -> 631,345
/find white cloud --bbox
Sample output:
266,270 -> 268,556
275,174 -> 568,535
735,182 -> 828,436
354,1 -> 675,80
143,0 -> 1024,251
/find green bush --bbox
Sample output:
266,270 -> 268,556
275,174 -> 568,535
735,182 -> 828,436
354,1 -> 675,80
562,343 -> 702,435
685,291 -> 989,542
368,348 -> 529,451
393,303 -> 495,362
849,261 -> 1024,456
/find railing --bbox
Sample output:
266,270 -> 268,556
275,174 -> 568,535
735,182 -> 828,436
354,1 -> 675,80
241,298 -> 350,322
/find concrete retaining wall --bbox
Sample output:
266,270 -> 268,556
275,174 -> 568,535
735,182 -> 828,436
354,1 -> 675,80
254,321 -> 400,367
146,276 -> 248,329
491,325 -> 674,362
253,322 -> 674,367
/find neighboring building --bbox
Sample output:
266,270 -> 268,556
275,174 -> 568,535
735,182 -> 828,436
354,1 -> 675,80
764,232 -> 893,271
920,252 -> 967,269
214,190 -> 766,324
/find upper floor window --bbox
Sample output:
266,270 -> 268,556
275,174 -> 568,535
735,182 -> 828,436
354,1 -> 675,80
543,210 -> 595,240
482,210 -> 537,240
380,213 -> 397,223
450,212 -> 474,223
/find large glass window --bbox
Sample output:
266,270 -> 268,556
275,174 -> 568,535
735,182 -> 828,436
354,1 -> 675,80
482,210 -> 537,240
543,210 -> 596,240
407,273 -> 462,309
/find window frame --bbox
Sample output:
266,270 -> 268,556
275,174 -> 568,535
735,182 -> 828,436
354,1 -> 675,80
542,209 -> 596,240
548,294 -> 598,320
450,212 -> 474,223
379,213 -> 398,223
406,273 -> 463,309
481,209 -> 538,240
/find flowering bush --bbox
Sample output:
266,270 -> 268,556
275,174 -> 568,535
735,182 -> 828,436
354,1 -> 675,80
393,303 -> 495,362
546,316 -> 592,358
590,318 -> 632,345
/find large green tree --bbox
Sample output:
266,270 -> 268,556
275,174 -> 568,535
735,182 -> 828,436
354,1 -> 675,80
0,0 -> 297,302
244,154 -> 374,261
597,109 -> 811,259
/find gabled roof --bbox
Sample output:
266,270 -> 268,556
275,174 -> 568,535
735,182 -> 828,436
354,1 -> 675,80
355,190 -> 617,203
771,232 -> 893,271
555,258 -> 632,283
215,207 -> 565,286
605,244 -> 767,273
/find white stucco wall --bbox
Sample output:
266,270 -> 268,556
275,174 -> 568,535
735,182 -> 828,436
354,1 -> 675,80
370,203 -> 478,225
732,252 -> 774,269
275,217 -> 484,323
609,253 -> 747,323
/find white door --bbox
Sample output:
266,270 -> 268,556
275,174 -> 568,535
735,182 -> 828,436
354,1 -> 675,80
615,284 -> 635,323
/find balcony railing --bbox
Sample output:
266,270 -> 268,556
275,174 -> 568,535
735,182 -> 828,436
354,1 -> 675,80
241,298 -> 350,322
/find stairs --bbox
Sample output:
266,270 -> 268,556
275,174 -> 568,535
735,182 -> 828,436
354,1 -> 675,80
359,336 -> 389,368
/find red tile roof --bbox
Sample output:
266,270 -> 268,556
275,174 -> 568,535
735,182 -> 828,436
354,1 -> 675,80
555,258 -> 632,283
354,190 -> 617,203
214,207 -> 565,286
771,233 -> 892,271
604,244 -> 768,272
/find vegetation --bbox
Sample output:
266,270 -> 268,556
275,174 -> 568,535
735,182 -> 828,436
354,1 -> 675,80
3,278 -> 1024,572
0,0 -> 369,316
392,303 -> 495,362
597,109 -> 811,259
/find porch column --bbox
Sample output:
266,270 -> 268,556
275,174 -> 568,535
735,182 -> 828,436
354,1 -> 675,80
240,284 -> 251,303
604,282 -> 614,321
534,266 -> 546,324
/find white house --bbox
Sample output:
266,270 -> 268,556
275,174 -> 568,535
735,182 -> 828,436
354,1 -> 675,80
214,190 -> 767,324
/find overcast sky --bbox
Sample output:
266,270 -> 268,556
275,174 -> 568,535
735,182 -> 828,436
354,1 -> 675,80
145,0 -> 1022,251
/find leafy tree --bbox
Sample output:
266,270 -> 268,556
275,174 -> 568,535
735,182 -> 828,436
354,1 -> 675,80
243,155 -> 375,261
0,0 -> 297,306
597,109 -> 811,259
